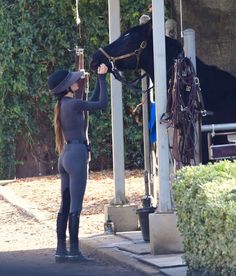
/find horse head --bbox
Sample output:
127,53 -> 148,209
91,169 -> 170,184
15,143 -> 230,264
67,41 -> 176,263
90,19 -> 153,77
90,19 -> 183,83
90,18 -> 236,165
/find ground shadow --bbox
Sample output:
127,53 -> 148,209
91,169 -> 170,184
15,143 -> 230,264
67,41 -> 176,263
0,248 -> 138,276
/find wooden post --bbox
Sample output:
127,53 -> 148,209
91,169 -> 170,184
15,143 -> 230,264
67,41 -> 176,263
75,47 -> 90,159
108,0 -> 126,204
152,0 -> 172,212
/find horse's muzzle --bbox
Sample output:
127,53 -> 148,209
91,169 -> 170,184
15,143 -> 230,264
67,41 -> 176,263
90,52 -> 113,73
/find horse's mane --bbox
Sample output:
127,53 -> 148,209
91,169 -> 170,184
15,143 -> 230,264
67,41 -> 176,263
121,24 -> 145,37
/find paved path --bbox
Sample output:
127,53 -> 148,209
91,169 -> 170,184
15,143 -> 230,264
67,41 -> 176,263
0,197 -> 142,276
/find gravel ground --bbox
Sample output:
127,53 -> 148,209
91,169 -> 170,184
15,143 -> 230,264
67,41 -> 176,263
0,197 -> 144,276
1,170 -> 146,237
0,170 -> 147,276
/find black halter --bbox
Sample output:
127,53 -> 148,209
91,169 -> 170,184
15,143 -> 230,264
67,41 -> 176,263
99,41 -> 150,91
99,40 -> 147,71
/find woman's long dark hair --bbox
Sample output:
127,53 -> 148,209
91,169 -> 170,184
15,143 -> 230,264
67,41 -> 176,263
54,100 -> 64,154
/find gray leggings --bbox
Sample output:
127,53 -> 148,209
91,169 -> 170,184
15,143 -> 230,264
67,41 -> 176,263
58,143 -> 89,214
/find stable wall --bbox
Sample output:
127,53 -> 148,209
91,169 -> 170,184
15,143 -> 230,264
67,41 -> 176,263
171,0 -> 236,76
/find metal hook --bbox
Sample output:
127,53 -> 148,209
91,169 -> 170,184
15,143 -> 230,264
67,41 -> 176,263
194,77 -> 200,85
211,124 -> 215,137
110,60 -> 115,71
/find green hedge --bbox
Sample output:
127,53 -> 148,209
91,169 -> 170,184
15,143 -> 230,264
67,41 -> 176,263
173,161 -> 236,275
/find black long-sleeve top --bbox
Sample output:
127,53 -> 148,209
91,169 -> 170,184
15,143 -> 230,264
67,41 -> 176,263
60,74 -> 108,143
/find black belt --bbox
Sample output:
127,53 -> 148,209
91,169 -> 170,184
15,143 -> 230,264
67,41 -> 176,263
66,140 -> 91,152
66,139 -> 83,144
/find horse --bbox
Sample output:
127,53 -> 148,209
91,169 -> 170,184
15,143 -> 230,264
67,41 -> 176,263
90,19 -> 236,164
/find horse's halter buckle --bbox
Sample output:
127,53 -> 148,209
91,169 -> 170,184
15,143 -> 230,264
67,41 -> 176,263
140,41 -> 147,49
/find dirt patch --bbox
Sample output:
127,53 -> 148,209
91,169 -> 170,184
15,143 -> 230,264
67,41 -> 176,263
5,170 -> 147,236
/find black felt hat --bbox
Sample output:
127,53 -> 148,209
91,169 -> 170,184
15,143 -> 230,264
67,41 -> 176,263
48,69 -> 84,95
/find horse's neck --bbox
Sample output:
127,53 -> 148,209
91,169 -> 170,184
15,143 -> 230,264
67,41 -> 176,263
140,35 -> 184,83
142,64 -> 154,82
140,45 -> 154,82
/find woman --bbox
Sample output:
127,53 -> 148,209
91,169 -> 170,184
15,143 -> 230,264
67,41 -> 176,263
48,64 -> 108,263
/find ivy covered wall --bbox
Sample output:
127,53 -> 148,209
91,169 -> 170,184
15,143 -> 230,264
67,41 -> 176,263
0,0 -> 151,179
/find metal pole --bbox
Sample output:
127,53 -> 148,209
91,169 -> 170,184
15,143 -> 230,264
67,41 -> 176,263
183,29 -> 196,70
152,0 -> 172,212
140,15 -> 152,200
141,73 -> 150,196
202,123 -> 236,132
183,29 -> 200,164
180,0 -> 183,38
108,0 -> 126,204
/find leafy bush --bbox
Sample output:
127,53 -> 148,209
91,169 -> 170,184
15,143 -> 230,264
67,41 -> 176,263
173,160 -> 236,274
0,0 -> 77,178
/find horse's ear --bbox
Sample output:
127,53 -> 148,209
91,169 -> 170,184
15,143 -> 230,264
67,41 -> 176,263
138,18 -> 152,40
139,15 -> 152,26
139,16 -> 152,36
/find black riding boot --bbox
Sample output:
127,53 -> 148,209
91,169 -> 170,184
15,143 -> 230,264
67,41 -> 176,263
55,212 -> 69,263
68,212 -> 92,262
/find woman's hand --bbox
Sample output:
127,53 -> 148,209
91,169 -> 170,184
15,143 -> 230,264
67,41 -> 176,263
97,63 -> 108,75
